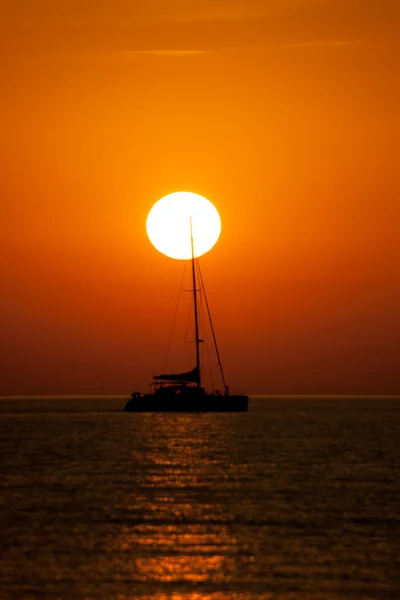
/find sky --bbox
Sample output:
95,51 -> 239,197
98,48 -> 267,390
1,0 -> 399,395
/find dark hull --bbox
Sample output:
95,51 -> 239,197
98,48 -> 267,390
124,394 -> 248,412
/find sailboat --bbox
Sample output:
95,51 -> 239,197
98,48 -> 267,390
124,219 -> 249,412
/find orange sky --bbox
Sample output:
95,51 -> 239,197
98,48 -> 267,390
1,0 -> 399,395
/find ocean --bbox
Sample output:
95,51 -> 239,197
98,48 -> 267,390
1,395 -> 399,599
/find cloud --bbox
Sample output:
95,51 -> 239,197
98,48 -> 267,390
282,40 -> 363,48
117,40 -> 361,59
121,49 -> 210,56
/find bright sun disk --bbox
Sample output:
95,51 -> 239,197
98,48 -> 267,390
146,192 -> 221,260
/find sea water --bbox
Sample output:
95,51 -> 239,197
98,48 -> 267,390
0,396 -> 399,599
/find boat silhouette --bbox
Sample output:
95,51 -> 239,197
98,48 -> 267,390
124,219 -> 249,412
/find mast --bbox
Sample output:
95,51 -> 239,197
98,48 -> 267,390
190,218 -> 201,387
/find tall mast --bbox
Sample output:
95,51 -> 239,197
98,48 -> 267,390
190,218 -> 201,387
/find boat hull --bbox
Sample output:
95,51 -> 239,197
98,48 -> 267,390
124,394 -> 248,412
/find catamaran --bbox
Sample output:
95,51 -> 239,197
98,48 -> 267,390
124,220 -> 249,412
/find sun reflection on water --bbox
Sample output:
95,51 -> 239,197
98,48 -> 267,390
109,416 -> 253,590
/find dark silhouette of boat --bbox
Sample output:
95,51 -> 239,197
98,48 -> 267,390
124,219 -> 249,412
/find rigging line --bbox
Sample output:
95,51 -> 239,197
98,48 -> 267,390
184,289 -> 193,344
163,262 -> 186,372
196,259 -> 227,391
198,274 -> 215,391
198,291 -> 204,375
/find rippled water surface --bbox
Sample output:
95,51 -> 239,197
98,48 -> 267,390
1,396 -> 399,599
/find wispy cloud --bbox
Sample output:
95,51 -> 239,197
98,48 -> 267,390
121,49 -> 211,57
118,40 -> 362,59
283,40 -> 363,48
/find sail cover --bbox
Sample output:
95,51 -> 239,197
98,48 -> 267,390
154,366 -> 199,383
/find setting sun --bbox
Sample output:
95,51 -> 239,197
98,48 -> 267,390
146,192 -> 221,260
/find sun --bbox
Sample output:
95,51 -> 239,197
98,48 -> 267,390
146,192 -> 221,260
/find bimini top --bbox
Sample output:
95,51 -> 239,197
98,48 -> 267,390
153,366 -> 199,383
